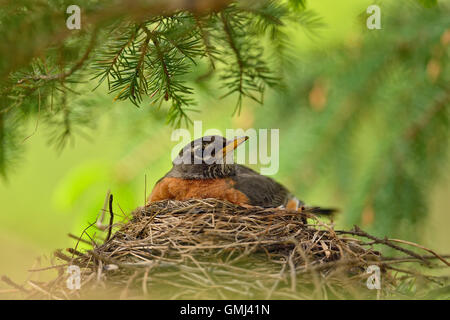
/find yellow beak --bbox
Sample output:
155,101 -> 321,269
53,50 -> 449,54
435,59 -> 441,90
221,136 -> 249,157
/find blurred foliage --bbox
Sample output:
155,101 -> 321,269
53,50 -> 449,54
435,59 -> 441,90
256,1 -> 449,239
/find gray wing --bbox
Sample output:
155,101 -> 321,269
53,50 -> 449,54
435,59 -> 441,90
231,165 -> 293,207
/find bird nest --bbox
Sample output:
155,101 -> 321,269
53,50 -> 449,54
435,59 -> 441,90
4,199 -> 449,299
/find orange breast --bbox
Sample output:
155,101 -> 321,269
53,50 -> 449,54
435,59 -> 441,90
147,177 -> 250,205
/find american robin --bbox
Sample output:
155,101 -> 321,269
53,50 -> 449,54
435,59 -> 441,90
147,135 -> 335,215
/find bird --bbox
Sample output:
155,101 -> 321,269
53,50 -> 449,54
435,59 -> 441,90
147,135 -> 335,215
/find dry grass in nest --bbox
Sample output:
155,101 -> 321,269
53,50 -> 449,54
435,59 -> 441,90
3,199 -> 449,299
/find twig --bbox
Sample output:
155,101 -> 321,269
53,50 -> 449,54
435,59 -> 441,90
96,189 -> 111,230
388,239 -> 450,267
16,31 -> 98,85
106,194 -> 114,242
27,281 -> 63,300
337,226 -> 431,266
1,276 -> 30,294
22,88 -> 41,143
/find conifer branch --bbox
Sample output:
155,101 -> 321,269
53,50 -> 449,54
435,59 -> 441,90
93,25 -> 140,90
16,31 -> 98,85
405,90 -> 449,140
132,27 -> 151,103
194,15 -> 216,70
220,11 -> 244,108
145,26 -> 171,101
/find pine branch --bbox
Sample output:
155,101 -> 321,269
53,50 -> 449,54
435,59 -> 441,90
3,0 -> 303,136
146,26 -> 171,102
194,15 -> 217,70
16,31 -> 98,85
404,90 -> 449,140
91,24 -> 141,90
220,11 -> 244,112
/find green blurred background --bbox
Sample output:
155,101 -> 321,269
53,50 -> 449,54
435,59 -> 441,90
0,0 -> 449,284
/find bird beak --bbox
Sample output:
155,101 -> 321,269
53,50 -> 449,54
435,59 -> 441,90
221,136 -> 249,157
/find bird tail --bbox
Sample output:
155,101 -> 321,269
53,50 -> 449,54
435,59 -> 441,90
303,206 -> 338,216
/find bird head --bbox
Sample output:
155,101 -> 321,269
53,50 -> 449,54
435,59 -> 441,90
172,135 -> 248,178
